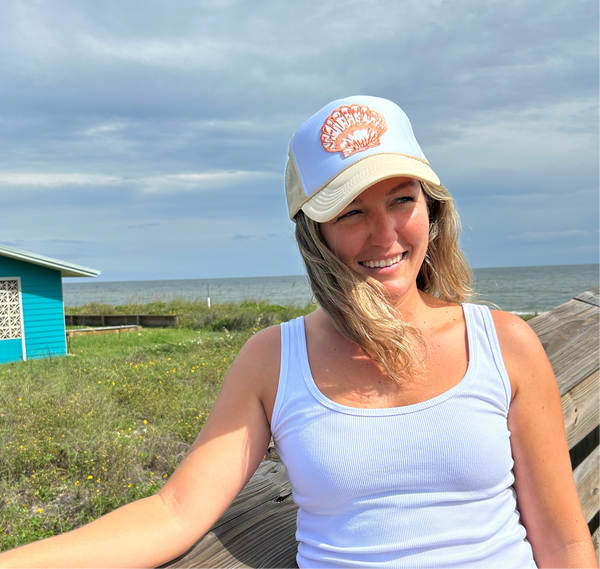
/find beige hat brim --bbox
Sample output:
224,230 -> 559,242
300,153 -> 440,223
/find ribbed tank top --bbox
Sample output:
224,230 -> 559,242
271,304 -> 537,568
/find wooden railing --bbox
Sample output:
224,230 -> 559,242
162,287 -> 600,568
65,314 -> 179,328
528,286 -> 599,547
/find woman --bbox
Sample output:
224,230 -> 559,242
1,96 -> 596,568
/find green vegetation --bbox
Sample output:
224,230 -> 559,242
1,301 -> 316,551
65,297 -> 313,332
519,313 -> 538,321
1,299 -> 534,551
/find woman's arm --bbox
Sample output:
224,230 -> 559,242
493,311 -> 598,568
0,326 -> 280,568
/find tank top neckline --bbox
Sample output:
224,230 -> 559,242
296,303 -> 478,416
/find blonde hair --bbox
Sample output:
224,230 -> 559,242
294,180 -> 472,382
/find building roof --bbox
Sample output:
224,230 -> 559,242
0,244 -> 100,278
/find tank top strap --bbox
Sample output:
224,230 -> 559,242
271,316 -> 307,433
462,303 -> 512,413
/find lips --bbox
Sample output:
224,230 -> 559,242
359,252 -> 405,269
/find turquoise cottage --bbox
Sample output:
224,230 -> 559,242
0,244 -> 99,364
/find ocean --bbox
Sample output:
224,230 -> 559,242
62,264 -> 599,314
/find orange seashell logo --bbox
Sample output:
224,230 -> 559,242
321,104 -> 387,158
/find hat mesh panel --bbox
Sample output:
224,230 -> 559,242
285,151 -> 306,219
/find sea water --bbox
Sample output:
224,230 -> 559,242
63,264 -> 599,314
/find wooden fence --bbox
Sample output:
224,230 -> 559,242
65,314 -> 179,328
162,287 -> 600,568
528,286 -> 599,541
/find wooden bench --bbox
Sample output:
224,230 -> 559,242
162,287 -> 600,568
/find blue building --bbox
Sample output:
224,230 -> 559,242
0,244 -> 99,364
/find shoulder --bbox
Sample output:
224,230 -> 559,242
489,309 -> 544,355
237,323 -> 282,357
226,324 -> 283,423
231,324 -> 281,383
489,310 -> 554,398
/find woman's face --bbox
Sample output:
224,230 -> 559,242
319,177 -> 430,304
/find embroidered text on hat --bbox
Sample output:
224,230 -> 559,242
320,104 -> 387,158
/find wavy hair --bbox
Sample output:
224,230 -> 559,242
294,180 -> 473,382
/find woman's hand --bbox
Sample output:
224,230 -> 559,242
494,311 -> 598,568
0,326 -> 280,568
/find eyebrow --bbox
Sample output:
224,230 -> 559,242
388,180 -> 419,194
350,179 -> 419,205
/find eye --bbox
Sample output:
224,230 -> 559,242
393,196 -> 415,205
336,208 -> 362,221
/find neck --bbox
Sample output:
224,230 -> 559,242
389,286 -> 428,324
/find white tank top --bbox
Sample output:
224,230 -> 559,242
271,304 -> 537,568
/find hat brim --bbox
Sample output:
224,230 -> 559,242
300,153 -> 440,223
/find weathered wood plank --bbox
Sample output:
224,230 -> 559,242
528,300 -> 599,396
562,369 -> 600,450
161,461 -> 298,569
572,446 -> 600,523
65,325 -> 142,337
576,285 -> 600,307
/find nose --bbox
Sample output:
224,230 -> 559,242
368,211 -> 397,248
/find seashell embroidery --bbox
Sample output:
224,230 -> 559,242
321,104 -> 387,158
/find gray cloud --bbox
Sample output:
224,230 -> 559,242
43,238 -> 87,244
124,222 -> 161,230
506,230 -> 598,242
231,233 -> 284,240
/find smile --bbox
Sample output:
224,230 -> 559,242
359,252 -> 405,269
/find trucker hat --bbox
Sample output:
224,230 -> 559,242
285,95 -> 440,222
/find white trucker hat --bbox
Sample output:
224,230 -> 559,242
285,95 -> 440,222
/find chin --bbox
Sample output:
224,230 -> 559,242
380,283 -> 415,302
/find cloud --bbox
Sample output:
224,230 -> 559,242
506,229 -> 598,242
84,123 -> 125,136
138,171 -> 277,193
79,35 -> 261,72
0,0 -> 596,277
42,238 -> 87,244
124,222 -> 161,230
231,232 -> 284,240
0,173 -> 121,187
0,170 -> 276,193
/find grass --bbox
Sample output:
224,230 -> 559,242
1,300 -> 316,552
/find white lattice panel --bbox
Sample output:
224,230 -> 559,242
0,280 -> 21,340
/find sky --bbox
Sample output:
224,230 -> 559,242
1,0 -> 598,282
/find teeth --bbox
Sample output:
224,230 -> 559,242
362,253 -> 402,268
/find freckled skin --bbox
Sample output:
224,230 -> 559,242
319,177 -> 430,308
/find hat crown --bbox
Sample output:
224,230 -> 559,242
290,96 -> 426,200
285,96 -> 439,222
